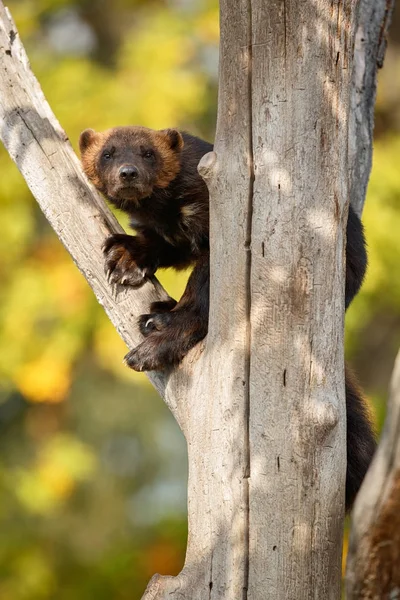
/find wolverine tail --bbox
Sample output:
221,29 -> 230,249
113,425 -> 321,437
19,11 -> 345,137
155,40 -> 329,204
345,366 -> 377,511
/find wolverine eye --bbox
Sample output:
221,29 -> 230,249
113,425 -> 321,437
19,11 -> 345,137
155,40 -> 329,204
103,151 -> 112,160
143,150 -> 154,159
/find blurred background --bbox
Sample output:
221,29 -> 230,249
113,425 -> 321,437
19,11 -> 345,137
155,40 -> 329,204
0,1 -> 399,598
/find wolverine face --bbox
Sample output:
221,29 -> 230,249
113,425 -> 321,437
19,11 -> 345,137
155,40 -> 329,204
79,126 -> 184,208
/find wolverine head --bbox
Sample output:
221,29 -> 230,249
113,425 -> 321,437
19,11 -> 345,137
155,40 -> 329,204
79,126 -> 184,208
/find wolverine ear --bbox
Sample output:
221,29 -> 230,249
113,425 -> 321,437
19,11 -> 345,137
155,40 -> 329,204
79,129 -> 97,153
161,129 -> 184,151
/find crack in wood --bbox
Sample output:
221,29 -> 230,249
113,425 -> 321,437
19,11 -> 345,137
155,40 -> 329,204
243,0 -> 254,597
377,0 -> 396,67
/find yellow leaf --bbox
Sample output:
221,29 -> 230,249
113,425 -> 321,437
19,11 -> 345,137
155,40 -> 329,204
15,356 -> 71,403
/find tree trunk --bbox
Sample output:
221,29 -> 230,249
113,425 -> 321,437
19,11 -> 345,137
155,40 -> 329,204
0,0 -> 393,598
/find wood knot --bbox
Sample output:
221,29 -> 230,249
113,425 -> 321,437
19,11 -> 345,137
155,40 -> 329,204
198,151 -> 217,180
313,399 -> 340,442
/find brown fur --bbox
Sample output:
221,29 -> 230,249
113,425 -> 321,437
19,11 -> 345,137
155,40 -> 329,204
80,129 -> 110,189
80,126 -> 183,196
152,129 -> 184,188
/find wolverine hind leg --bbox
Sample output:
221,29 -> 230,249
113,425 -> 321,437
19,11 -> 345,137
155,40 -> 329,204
149,299 -> 177,313
126,254 -> 209,371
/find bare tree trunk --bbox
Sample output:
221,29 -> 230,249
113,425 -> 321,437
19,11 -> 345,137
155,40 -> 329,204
346,351 -> 400,599
0,0 -> 391,598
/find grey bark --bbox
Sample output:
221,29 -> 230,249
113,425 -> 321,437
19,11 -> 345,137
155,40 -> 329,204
0,0 -> 392,598
349,0 -> 395,216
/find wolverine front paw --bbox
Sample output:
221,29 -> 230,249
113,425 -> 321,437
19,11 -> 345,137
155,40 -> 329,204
103,234 -> 154,287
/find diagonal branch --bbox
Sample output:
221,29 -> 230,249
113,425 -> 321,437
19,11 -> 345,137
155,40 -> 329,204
0,3 -> 171,397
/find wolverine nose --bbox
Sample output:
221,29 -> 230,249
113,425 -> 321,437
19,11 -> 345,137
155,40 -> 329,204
119,165 -> 139,181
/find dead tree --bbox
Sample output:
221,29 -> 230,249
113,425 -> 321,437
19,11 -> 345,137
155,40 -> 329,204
0,1 -> 394,598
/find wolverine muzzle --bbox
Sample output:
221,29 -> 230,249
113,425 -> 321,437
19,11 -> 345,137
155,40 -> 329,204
119,165 -> 139,181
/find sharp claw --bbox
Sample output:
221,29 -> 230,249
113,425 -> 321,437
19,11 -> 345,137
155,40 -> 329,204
105,265 -> 148,288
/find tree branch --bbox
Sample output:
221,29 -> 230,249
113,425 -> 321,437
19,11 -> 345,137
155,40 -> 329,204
346,350 -> 400,598
349,0 -> 396,216
0,3 -> 170,397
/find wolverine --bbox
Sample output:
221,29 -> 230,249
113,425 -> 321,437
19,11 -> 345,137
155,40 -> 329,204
80,125 -> 375,509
